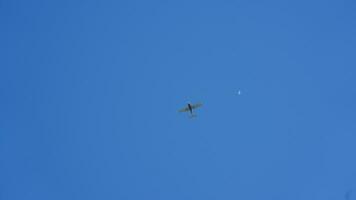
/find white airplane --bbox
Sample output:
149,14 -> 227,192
178,102 -> 203,117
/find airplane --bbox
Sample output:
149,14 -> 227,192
178,102 -> 203,117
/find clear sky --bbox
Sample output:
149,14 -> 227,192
1,0 -> 356,199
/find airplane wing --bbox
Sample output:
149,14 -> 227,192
191,103 -> 202,109
178,106 -> 190,112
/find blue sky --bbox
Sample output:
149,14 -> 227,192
1,0 -> 356,199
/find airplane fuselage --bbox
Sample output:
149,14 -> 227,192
187,103 -> 193,114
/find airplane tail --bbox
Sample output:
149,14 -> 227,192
190,114 -> 197,118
